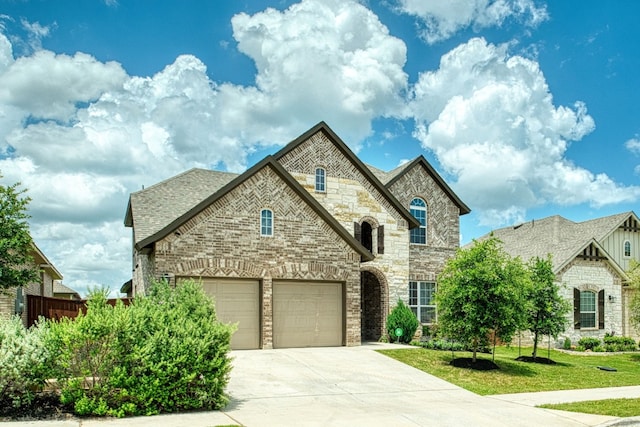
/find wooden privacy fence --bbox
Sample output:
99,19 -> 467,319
26,295 -> 132,327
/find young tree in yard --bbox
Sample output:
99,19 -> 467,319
628,260 -> 640,330
437,236 -> 529,363
0,178 -> 39,293
526,256 -> 570,360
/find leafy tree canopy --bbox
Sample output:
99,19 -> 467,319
0,178 -> 39,292
436,236 -> 529,362
525,255 -> 570,359
628,260 -> 640,330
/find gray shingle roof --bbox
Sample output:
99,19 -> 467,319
53,282 -> 80,296
476,211 -> 635,272
126,168 -> 238,245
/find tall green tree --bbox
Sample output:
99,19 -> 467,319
437,236 -> 529,362
525,256 -> 570,359
0,178 -> 39,293
628,260 -> 640,330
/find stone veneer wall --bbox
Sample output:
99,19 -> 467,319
387,164 -> 461,311
151,165 -> 362,348
277,131 -> 411,321
558,258 -> 623,344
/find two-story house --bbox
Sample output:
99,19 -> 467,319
124,122 -> 469,349
477,212 -> 640,343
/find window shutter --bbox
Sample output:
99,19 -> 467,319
573,288 -> 580,330
354,222 -> 361,243
377,225 -> 384,254
598,289 -> 605,329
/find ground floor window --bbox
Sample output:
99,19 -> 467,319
409,281 -> 436,323
580,291 -> 596,328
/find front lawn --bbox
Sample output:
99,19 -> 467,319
540,399 -> 640,418
378,346 -> 640,395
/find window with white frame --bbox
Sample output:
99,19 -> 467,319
260,209 -> 273,236
580,291 -> 596,328
315,167 -> 326,192
409,281 -> 436,323
624,240 -> 631,257
410,198 -> 427,244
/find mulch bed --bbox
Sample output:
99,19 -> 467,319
515,355 -> 557,365
0,392 -> 74,422
450,357 -> 500,370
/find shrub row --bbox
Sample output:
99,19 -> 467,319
575,335 -> 638,352
0,279 -> 235,417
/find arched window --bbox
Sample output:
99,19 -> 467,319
315,167 -> 326,192
410,198 -> 427,244
260,209 -> 273,236
624,240 -> 631,257
361,221 -> 373,252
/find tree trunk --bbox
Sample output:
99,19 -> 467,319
472,338 -> 478,363
532,331 -> 539,360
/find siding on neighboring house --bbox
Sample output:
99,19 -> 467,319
558,258 -> 623,341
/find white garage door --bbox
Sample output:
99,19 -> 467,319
273,281 -> 343,348
198,278 -> 260,350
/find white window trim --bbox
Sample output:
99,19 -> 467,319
260,209 -> 273,237
624,240 -> 632,258
315,167 -> 326,193
409,197 -> 427,245
409,281 -> 437,324
579,290 -> 597,329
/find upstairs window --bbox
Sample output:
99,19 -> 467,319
261,209 -> 273,236
410,198 -> 427,244
315,167 -> 326,192
624,240 -> 631,257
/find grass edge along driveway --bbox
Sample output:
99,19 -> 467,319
377,346 -> 640,395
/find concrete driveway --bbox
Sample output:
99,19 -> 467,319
223,343 -> 616,427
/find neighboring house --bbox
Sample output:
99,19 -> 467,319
53,282 -> 82,300
476,211 -> 640,343
0,240 -> 63,326
125,122 -> 469,349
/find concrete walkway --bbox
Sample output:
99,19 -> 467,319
4,343 -> 640,426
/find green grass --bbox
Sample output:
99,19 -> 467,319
378,346 -> 640,395
540,398 -> 640,417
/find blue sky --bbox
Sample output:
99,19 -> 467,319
0,0 -> 638,295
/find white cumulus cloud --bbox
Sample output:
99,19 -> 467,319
0,1 -> 410,295
409,38 -> 640,226
396,0 -> 548,44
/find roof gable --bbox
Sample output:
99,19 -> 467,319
273,121 -> 421,229
385,156 -> 470,215
134,156 -> 373,261
476,211 -> 637,278
125,168 -> 238,245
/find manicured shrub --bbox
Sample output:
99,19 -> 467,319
0,316 -> 50,409
577,337 -> 601,351
562,337 -> 572,350
386,300 -> 419,344
47,280 -> 235,417
603,335 -> 637,352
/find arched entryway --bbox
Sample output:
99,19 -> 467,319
360,269 -> 388,341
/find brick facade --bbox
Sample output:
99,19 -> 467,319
149,164 -> 362,347
128,123 -> 467,347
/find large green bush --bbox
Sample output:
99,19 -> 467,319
0,316 -> 50,409
386,300 -> 419,344
47,280 -> 235,417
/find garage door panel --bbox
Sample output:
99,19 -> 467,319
198,278 -> 260,350
273,281 -> 343,348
